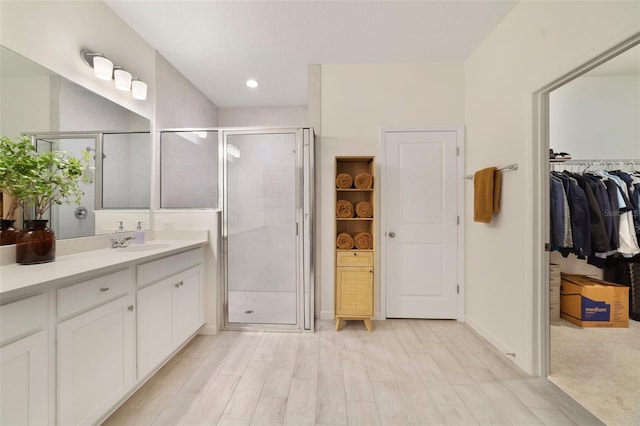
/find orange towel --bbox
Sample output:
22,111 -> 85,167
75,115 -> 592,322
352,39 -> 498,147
473,167 -> 497,223
493,170 -> 502,213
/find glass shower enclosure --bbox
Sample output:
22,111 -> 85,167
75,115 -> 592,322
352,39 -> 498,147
223,128 -> 314,331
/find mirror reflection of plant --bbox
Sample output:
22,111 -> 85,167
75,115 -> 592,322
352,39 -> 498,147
0,135 -> 91,221
0,136 -> 34,220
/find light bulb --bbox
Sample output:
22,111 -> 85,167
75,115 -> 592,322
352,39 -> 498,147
93,56 -> 113,80
114,69 -> 132,91
246,79 -> 259,88
131,79 -> 147,100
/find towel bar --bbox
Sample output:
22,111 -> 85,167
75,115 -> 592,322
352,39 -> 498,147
463,163 -> 519,180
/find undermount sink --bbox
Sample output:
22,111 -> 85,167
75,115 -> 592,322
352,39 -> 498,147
115,243 -> 172,252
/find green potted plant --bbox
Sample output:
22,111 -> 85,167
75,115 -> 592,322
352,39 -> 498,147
0,136 -> 32,245
0,135 -> 90,263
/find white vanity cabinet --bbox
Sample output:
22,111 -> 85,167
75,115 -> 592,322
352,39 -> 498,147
136,249 -> 204,379
0,237 -> 208,426
56,268 -> 136,426
0,294 -> 50,426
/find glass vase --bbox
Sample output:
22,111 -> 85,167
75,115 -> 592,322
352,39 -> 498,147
0,219 -> 19,246
16,219 -> 56,264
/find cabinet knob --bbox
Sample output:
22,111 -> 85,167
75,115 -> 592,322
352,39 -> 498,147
388,231 -> 396,238
175,283 -> 180,288
370,270 -> 373,273
128,305 -> 134,312
100,287 -> 110,292
353,252 -> 357,256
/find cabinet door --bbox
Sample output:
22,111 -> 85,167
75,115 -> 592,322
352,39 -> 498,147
173,267 -> 203,345
137,280 -> 173,380
57,295 -> 135,426
336,267 -> 374,316
0,330 -> 48,426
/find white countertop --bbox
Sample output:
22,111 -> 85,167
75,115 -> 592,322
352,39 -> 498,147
0,236 -> 208,297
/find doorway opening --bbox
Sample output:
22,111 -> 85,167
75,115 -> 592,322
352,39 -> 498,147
533,33 -> 640,424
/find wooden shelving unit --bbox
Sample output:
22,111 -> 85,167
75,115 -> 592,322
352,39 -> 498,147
334,156 -> 375,332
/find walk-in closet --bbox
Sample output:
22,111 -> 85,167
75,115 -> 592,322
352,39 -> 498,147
546,43 -> 640,425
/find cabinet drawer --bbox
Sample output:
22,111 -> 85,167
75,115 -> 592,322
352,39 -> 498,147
57,268 -> 134,319
1,293 -> 47,344
336,251 -> 373,267
138,248 -> 203,287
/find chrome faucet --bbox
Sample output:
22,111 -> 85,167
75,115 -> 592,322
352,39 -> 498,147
109,235 -> 136,248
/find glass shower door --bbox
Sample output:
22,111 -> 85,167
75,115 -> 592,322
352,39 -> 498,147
224,130 -> 300,326
34,135 -> 98,239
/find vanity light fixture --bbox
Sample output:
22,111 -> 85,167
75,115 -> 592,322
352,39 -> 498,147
246,79 -> 259,88
81,49 -> 147,100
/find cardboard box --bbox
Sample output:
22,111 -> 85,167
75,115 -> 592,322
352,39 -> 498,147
560,274 -> 629,328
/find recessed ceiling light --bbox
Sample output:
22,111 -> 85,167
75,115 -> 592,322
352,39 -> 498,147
246,79 -> 259,88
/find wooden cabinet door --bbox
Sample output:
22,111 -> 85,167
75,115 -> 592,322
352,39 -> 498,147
336,267 -> 374,316
57,295 -> 135,426
173,267 -> 203,345
0,330 -> 48,426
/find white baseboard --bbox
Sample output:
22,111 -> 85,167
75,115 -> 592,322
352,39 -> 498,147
197,323 -> 219,335
464,315 -> 523,368
320,310 -> 334,320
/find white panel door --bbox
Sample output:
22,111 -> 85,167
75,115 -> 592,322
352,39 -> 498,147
384,130 -> 459,318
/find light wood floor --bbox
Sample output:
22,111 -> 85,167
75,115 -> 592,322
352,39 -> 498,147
103,319 -> 604,426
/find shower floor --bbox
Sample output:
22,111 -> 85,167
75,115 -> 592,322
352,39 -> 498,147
228,290 -> 297,324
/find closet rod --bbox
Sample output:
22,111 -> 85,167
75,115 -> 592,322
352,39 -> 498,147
463,163 -> 519,180
550,159 -> 640,165
550,159 -> 640,170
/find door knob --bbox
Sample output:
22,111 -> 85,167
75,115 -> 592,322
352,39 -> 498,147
388,231 -> 396,238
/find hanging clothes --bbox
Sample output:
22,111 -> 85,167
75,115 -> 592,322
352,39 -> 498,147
551,171 -> 591,259
549,167 -> 640,262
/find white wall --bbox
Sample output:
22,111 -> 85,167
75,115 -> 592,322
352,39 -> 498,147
319,63 -> 465,320
465,0 -> 640,374
0,75 -> 50,138
0,0 -> 155,120
550,74 -> 640,159
218,106 -> 308,127
155,53 -> 219,129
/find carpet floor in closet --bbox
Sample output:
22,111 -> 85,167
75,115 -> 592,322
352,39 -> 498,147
549,318 -> 640,425
103,319 -> 603,426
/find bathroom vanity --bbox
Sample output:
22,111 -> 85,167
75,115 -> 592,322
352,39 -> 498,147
0,234 -> 208,425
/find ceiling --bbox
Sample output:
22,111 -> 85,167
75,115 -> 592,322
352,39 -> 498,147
105,0 -> 518,108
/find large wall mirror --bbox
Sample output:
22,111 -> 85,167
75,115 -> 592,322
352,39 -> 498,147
0,45 -> 151,239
